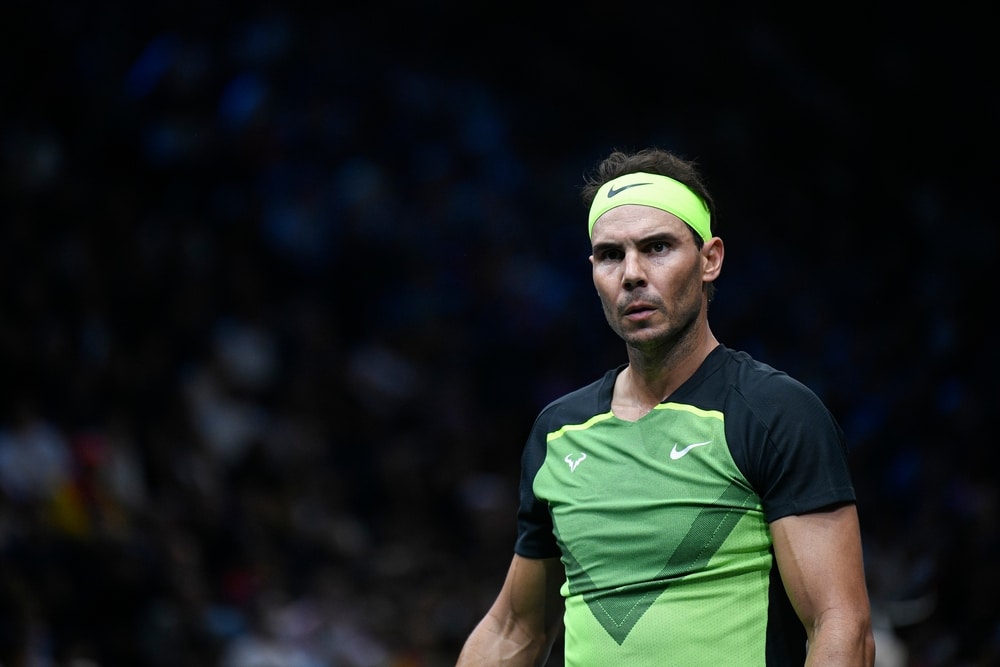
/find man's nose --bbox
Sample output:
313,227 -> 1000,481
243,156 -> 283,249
621,252 -> 646,289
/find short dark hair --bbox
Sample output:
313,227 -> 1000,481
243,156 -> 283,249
581,147 -> 716,246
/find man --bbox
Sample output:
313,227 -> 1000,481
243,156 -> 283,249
456,148 -> 875,666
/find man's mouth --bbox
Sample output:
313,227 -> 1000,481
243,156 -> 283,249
622,302 -> 657,318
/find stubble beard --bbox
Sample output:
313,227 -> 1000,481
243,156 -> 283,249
603,293 -> 704,361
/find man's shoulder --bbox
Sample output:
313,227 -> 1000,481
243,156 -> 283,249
712,346 -> 830,415
534,365 -> 622,427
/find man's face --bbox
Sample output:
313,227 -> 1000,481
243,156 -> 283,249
589,205 -> 709,350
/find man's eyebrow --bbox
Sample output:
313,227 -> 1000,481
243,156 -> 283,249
591,240 -> 620,254
592,231 -> 681,253
637,231 -> 681,245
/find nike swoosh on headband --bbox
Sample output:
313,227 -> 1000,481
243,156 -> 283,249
607,182 -> 652,197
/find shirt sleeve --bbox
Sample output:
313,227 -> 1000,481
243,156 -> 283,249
513,410 -> 562,558
726,371 -> 856,522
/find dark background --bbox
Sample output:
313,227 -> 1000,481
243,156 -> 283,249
1,2 -> 996,665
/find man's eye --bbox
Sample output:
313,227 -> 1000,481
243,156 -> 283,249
650,242 -> 668,253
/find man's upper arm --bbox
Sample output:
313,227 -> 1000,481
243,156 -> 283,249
770,503 -> 875,665
457,554 -> 564,666
503,554 -> 564,631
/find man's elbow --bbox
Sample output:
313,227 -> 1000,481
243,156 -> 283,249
808,609 -> 876,666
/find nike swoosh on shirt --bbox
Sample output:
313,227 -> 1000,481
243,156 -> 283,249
669,440 -> 712,460
607,182 -> 652,197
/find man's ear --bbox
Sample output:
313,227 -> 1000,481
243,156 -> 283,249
702,237 -> 724,282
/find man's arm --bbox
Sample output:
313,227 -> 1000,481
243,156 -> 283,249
770,502 -> 876,666
456,554 -> 564,667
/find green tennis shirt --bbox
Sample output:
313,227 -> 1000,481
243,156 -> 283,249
514,345 -> 856,666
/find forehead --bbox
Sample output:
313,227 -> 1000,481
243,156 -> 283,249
590,204 -> 690,243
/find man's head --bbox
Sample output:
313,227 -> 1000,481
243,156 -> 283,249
582,148 -> 718,303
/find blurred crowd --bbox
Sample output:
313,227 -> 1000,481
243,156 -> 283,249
1,4 -> 997,666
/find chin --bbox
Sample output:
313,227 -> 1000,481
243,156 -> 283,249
620,328 -> 663,347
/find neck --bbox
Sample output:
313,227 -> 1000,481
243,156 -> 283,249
623,325 -> 719,408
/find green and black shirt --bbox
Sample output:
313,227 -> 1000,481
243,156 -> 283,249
515,345 -> 856,666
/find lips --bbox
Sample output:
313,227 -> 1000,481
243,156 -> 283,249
621,302 -> 657,317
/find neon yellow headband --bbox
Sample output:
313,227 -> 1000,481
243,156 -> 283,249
588,172 -> 711,242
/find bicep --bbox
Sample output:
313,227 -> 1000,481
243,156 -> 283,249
457,555 -> 564,666
770,503 -> 871,638
491,554 -> 564,638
